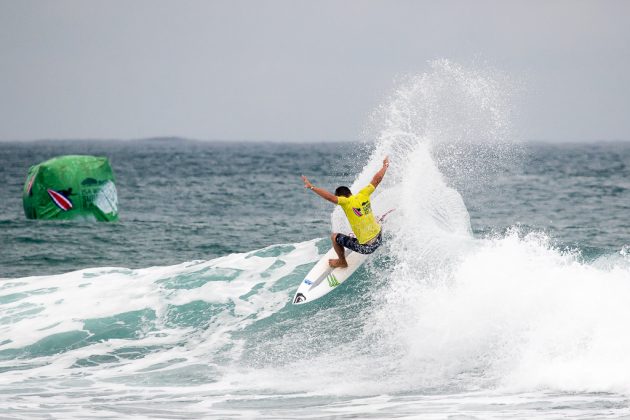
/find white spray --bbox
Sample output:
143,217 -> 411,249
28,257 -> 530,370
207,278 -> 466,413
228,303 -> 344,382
341,60 -> 630,395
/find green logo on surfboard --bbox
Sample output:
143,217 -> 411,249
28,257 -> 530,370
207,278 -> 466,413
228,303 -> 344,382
327,274 -> 340,287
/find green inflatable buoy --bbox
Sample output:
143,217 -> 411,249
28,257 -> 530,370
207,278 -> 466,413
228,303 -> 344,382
23,155 -> 119,221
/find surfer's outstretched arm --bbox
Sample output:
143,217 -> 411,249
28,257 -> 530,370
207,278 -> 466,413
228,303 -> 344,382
301,175 -> 338,204
370,156 -> 390,189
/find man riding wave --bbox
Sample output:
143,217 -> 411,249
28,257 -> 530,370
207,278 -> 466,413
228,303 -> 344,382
301,156 -> 390,268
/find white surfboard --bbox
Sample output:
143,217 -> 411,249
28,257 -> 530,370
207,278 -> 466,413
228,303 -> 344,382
292,209 -> 394,305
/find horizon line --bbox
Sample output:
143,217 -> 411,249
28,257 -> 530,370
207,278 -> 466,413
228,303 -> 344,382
1,136 -> 629,144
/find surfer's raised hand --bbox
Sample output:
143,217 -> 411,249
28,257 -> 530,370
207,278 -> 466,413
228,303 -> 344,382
301,175 -> 313,190
371,157 -> 390,189
302,175 -> 339,204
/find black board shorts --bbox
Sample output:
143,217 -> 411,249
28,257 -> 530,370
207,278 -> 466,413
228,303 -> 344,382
335,231 -> 382,255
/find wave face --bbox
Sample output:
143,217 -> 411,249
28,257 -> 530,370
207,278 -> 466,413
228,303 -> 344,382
2,61 -> 630,418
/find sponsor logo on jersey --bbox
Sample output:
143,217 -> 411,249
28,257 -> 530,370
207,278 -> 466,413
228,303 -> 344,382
352,207 -> 363,217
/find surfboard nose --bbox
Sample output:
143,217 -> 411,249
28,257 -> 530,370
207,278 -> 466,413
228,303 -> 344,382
293,292 -> 307,304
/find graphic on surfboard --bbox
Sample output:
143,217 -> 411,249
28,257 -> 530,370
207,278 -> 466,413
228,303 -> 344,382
292,209 -> 394,305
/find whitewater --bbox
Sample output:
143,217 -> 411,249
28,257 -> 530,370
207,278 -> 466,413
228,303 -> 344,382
2,61 -> 630,418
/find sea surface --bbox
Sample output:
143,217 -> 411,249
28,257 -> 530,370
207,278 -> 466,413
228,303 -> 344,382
1,62 -> 630,419
1,139 -> 628,279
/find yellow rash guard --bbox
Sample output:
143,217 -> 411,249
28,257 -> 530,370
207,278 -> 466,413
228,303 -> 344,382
336,184 -> 381,244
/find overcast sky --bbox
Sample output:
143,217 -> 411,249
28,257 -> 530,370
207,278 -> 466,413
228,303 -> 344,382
1,0 -> 628,142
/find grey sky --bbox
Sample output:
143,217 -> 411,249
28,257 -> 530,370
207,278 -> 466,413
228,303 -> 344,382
1,0 -> 628,142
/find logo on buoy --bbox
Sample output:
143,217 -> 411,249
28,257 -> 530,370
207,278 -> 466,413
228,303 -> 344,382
26,171 -> 38,196
47,189 -> 73,211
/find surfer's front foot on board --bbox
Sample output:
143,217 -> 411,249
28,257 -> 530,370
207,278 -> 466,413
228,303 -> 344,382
328,258 -> 348,268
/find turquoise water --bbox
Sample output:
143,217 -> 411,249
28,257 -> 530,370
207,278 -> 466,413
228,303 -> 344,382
1,62 -> 630,419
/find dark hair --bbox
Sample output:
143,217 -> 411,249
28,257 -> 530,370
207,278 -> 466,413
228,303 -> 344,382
335,186 -> 352,197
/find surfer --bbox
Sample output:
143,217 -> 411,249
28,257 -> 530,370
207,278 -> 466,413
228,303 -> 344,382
301,157 -> 389,268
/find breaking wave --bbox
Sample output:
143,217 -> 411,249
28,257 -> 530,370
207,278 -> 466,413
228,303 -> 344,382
2,61 -> 630,417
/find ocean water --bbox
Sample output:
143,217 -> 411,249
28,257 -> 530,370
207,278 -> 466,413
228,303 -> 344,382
1,61 -> 630,419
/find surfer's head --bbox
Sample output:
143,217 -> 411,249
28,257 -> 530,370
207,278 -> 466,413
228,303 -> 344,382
335,186 -> 352,197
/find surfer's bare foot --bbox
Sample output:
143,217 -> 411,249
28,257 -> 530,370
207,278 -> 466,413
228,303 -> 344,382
328,258 -> 348,268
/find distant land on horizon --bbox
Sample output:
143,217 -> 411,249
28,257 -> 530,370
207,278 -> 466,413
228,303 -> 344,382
1,137 -> 629,145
